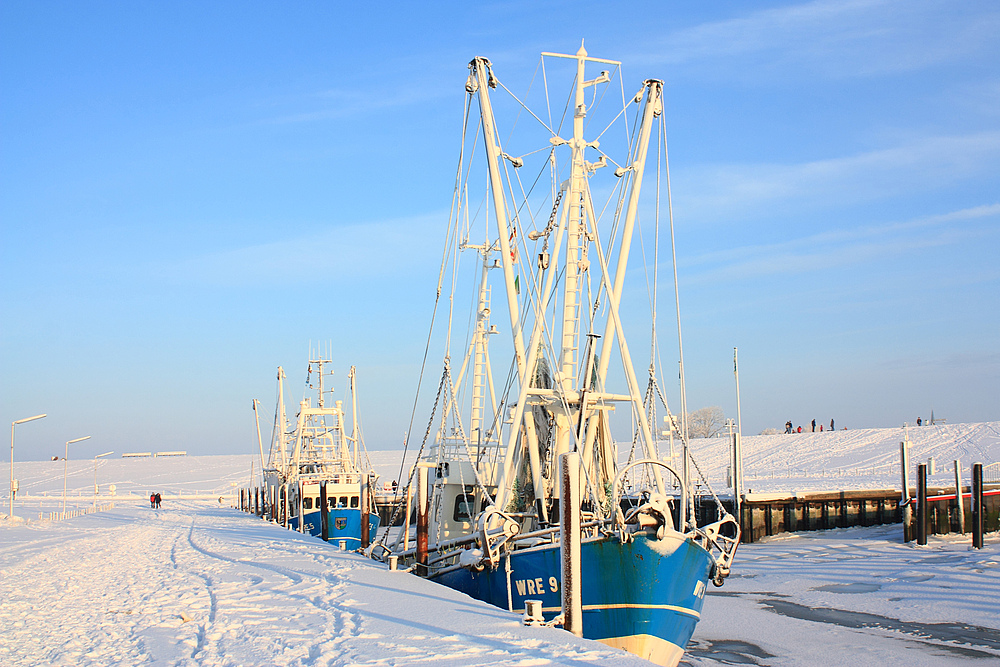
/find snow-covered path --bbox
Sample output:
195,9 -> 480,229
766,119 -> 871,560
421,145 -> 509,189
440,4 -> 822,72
0,501 -> 647,666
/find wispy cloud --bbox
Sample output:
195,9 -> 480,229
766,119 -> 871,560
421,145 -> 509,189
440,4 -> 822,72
638,0 -> 1000,79
681,203 -> 1000,284
674,132 -> 1000,224
151,214 -> 446,286
259,84 -> 450,126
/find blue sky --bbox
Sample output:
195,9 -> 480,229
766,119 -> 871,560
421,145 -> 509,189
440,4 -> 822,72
2,0 -> 998,460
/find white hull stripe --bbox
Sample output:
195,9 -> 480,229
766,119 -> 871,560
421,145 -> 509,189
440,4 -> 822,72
514,603 -> 699,618
582,603 -> 700,618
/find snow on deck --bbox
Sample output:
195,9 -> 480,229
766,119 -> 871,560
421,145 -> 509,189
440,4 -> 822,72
0,500 -> 648,666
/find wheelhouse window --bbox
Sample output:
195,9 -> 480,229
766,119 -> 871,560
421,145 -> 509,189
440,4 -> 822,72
453,494 -> 476,522
339,496 -> 348,508
350,496 -> 359,508
303,497 -> 313,510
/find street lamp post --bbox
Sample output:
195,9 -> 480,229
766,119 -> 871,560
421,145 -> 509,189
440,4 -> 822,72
93,451 -> 113,507
10,413 -> 46,519
63,436 -> 91,514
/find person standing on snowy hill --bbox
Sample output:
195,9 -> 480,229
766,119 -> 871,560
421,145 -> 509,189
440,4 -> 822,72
917,417 -> 922,426
785,421 -> 793,434
797,426 -> 802,433
150,493 -> 156,509
155,492 -> 161,508
811,419 -> 816,432
830,419 -> 835,431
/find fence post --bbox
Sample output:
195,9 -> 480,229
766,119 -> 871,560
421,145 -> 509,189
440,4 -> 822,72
972,463 -> 984,549
916,464 -> 927,545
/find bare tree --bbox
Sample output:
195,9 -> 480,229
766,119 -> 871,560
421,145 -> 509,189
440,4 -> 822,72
687,406 -> 725,438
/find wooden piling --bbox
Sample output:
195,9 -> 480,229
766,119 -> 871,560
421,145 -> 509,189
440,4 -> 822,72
954,460 -> 966,535
320,480 -> 329,542
416,463 -> 429,576
916,464 -> 928,545
972,463 -> 984,549
361,473 -> 370,549
560,452 -> 582,638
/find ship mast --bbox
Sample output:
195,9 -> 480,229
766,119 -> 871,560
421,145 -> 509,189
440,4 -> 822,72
486,44 -> 667,513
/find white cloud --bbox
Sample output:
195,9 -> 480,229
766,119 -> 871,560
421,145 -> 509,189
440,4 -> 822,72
638,0 -> 1000,80
674,132 -> 1000,224
153,214 -> 446,286
681,203 -> 1000,283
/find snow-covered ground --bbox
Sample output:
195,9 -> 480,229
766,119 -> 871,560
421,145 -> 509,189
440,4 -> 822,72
2,499 -> 997,666
0,500 -> 650,667
684,526 -> 1000,666
3,422 -> 998,665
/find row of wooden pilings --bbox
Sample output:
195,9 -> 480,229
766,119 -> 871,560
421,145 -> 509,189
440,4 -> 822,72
912,462 -> 994,548
236,477 -> 375,550
731,464 -> 996,549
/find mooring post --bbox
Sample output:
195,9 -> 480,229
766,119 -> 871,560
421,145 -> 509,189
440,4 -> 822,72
283,483 -> 290,529
560,452 -> 583,638
972,463 -> 984,549
297,480 -> 305,534
319,480 -> 329,542
403,480 -> 413,549
954,460 -> 965,534
361,472 -> 371,550
900,440 -> 912,541
916,463 -> 928,545
416,463 -> 431,576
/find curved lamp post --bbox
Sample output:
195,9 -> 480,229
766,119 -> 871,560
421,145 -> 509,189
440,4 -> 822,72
93,451 -> 113,507
10,413 -> 46,519
63,436 -> 91,513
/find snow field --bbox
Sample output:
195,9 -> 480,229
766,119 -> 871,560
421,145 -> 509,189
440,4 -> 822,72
0,500 -> 650,666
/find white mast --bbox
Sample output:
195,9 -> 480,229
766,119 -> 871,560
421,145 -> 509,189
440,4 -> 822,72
350,366 -> 359,470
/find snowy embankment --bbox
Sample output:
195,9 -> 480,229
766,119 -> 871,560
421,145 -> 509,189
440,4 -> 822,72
0,500 -> 648,667
684,421 -> 1000,495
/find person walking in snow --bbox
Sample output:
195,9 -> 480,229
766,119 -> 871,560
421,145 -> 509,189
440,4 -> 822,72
150,493 -> 156,509
154,492 -> 162,509
785,421 -> 793,434
830,418 -> 835,431
917,417 -> 922,426
811,419 -> 816,432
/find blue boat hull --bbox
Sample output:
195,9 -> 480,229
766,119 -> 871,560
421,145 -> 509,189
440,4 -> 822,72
290,508 -> 380,547
432,532 -> 713,666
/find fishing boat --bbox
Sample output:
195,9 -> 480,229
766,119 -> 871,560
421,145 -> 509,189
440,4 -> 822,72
264,357 -> 379,547
378,44 -> 740,666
